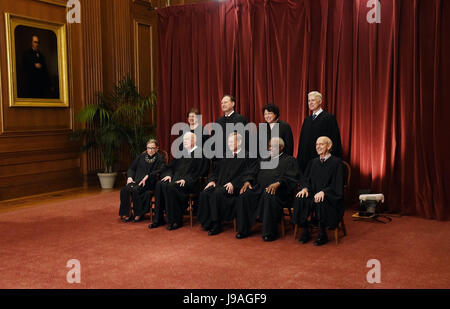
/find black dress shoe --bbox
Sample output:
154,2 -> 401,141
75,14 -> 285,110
208,228 -> 221,236
235,233 -> 248,239
299,232 -> 311,244
122,216 -> 133,223
148,222 -> 164,229
132,216 -> 144,223
314,236 -> 329,246
263,235 -> 277,242
168,222 -> 183,231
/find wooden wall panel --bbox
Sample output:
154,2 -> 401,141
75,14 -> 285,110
0,0 -> 72,133
0,169 -> 82,200
80,0 -> 105,174
0,0 -> 85,202
0,0 -> 208,202
135,22 -> 153,95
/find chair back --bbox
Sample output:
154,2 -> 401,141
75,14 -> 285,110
158,149 -> 169,165
342,161 -> 351,188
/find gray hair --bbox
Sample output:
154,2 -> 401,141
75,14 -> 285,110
183,131 -> 197,142
270,137 -> 285,150
308,91 -> 323,102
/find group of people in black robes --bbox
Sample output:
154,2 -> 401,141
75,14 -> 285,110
118,91 -> 345,246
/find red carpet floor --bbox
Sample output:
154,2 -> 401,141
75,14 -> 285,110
0,190 -> 449,289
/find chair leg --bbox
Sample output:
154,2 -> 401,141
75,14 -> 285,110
334,228 -> 339,245
281,220 -> 285,238
149,199 -> 153,223
150,196 -> 155,223
233,218 -> 236,232
294,224 -> 298,240
342,218 -> 347,236
189,199 -> 193,228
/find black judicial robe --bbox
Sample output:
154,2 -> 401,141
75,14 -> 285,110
153,150 -> 208,225
259,120 -> 295,156
215,112 -> 248,131
119,152 -> 166,217
236,153 -> 299,236
214,112 -> 249,154
296,111 -> 343,172
292,155 -> 344,229
126,151 -> 165,184
197,151 -> 257,228
175,127 -> 211,177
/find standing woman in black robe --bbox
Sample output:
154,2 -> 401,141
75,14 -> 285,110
187,107 -> 209,152
296,91 -> 343,173
292,136 -> 344,246
176,108 -> 210,175
119,139 -> 165,223
260,103 -> 294,156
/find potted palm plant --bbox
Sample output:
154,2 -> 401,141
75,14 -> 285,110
71,76 -> 156,189
114,77 -> 156,159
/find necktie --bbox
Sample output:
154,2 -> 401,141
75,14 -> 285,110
321,158 -> 325,164
312,114 -> 317,120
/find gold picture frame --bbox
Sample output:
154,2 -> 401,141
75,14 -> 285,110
5,13 -> 69,107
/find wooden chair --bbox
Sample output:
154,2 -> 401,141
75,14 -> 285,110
186,176 -> 207,227
293,160 -> 350,244
186,159 -> 212,227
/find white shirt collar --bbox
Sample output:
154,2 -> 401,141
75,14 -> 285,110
320,153 -> 331,161
189,145 -> 198,153
313,108 -> 323,117
272,152 -> 284,159
225,110 -> 235,117
233,148 -> 242,155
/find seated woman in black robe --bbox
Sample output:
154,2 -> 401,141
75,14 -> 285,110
292,136 -> 344,246
197,132 -> 257,236
236,137 -> 299,241
149,132 -> 208,230
119,139 -> 165,223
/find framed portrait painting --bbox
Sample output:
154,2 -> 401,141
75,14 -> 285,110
5,13 -> 69,107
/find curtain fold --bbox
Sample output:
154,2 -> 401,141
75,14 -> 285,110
157,0 -> 450,220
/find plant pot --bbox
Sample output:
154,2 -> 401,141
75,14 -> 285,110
97,172 -> 117,189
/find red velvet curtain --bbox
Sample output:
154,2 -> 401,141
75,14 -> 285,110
157,0 -> 450,220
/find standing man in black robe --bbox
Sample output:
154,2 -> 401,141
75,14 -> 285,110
260,103 -> 294,156
197,132 -> 257,236
292,136 -> 344,246
236,137 -> 299,241
212,95 -> 248,156
296,91 -> 343,173
119,139 -> 165,223
149,132 -> 208,230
